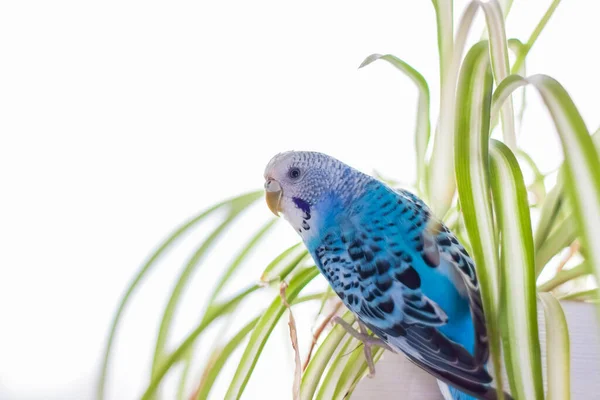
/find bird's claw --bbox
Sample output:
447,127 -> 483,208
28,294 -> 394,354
358,321 -> 376,378
332,316 -> 392,378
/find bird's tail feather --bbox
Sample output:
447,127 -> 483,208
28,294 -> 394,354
437,380 -> 514,400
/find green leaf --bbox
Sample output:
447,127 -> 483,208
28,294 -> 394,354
455,40 -> 498,305
343,348 -> 385,399
516,149 -> 546,205
493,74 -> 600,311
559,288 -> 600,301
537,261 -> 589,292
536,130 -> 597,275
535,214 -> 577,275
511,0 -> 563,74
193,291 -> 325,400
315,335 -> 357,400
300,311 -> 355,400
480,0 -> 516,148
224,266 -> 320,400
498,0 -> 515,18
293,291 -> 336,304
490,38 -> 527,131
141,284 -> 260,400
332,347 -> 384,400
209,219 -> 278,303
430,0 -> 454,86
489,140 -> 544,400
176,351 -> 193,400
177,218 -> 278,397
315,285 -> 336,319
491,74 -> 527,128
507,39 -> 528,129
194,317 -> 259,400
534,182 -> 564,252
427,0 -> 478,217
534,129 -> 598,268
429,0 -> 516,215
97,190 -> 261,400
453,40 -> 506,396
151,193 -> 262,380
360,54 -> 431,195
538,292 -> 571,400
261,242 -> 307,283
593,126 -> 600,146
482,0 -> 515,40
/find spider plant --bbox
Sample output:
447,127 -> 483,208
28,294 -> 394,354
98,1 -> 600,399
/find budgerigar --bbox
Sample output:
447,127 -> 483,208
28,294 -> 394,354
263,151 -> 512,400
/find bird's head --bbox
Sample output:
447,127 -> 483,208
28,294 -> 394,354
263,151 -> 368,236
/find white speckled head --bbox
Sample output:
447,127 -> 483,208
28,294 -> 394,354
264,151 -> 337,204
263,151 -> 371,238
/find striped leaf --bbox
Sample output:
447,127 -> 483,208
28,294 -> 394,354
224,267 -> 320,400
360,54 -> 431,195
489,140 -> 544,400
429,0 -> 519,213
427,0 -> 477,216
453,40 -> 506,395
344,348 -> 385,399
315,335 -> 357,400
332,347 -> 384,400
479,0 -> 516,148
507,39 -> 528,130
430,0 -> 454,85
493,74 -> 600,311
538,293 -> 570,400
535,130 -> 597,276
300,311 -> 355,400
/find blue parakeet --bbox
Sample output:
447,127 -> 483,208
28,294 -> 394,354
263,151 -> 512,400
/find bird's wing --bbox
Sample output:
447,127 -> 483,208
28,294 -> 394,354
312,183 -> 492,397
396,188 -> 489,365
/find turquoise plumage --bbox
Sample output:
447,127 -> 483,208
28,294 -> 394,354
263,151 -> 511,400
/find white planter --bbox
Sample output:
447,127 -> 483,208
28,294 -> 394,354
353,301 -> 600,399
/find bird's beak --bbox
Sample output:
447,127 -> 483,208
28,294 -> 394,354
264,178 -> 283,217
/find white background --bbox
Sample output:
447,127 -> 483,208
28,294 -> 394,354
1,1 -> 599,399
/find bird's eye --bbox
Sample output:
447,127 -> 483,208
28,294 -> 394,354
288,167 -> 301,180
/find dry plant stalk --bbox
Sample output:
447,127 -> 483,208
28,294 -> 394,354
556,240 -> 581,273
302,300 -> 344,371
189,348 -> 222,400
280,281 -> 301,400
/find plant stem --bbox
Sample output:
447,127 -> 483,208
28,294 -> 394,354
537,261 -> 589,292
511,0 -> 562,74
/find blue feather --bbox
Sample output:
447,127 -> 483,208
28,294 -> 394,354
307,180 -> 498,399
264,151 -> 511,400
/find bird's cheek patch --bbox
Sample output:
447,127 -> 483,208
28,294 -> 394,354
292,197 -> 311,214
